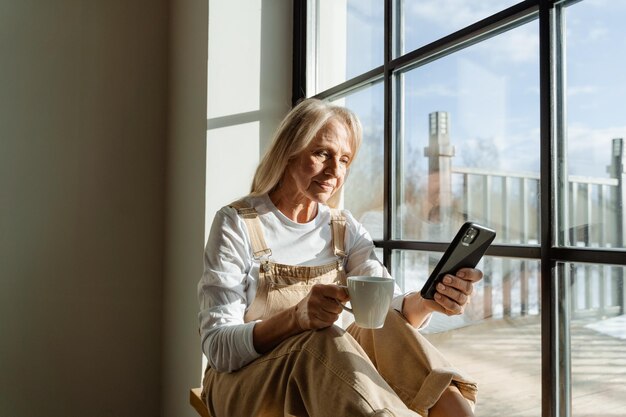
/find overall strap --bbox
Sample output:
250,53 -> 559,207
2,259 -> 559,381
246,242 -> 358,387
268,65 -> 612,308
229,199 -> 272,259
329,208 -> 347,258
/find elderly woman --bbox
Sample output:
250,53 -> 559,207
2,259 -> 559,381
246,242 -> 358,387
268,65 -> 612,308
198,98 -> 481,417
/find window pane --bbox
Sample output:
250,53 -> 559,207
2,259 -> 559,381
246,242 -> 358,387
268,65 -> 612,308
561,1 -> 626,249
314,0 -> 383,93
565,262 -> 626,416
393,250 -> 542,416
332,82 -> 384,240
396,21 -> 540,243
398,0 -> 520,56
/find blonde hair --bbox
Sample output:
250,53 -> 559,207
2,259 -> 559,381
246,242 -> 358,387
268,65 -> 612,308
250,98 -> 362,208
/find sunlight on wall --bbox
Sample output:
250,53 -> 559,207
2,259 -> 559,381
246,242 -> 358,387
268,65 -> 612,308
204,122 -> 259,244
207,0 -> 261,119
206,0 -> 262,236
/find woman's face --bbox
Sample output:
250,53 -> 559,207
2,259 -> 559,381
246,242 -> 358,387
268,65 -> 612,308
282,119 -> 354,205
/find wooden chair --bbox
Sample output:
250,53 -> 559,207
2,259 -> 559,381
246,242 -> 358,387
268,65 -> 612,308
189,387 -> 210,417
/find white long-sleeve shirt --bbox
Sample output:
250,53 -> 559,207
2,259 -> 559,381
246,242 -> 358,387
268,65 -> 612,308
197,194 -> 406,373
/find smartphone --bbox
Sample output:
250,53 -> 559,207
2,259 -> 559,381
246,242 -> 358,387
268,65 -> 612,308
420,222 -> 496,300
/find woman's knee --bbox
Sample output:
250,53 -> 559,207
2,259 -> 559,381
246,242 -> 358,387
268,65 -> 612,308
299,325 -> 350,350
429,385 -> 474,417
294,325 -> 373,367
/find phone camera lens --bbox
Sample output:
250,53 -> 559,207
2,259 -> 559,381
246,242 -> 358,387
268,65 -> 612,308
462,228 -> 478,244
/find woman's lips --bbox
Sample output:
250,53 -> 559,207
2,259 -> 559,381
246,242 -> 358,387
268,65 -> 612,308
316,181 -> 334,191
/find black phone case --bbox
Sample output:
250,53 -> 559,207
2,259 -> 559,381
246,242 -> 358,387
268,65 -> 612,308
420,222 -> 496,300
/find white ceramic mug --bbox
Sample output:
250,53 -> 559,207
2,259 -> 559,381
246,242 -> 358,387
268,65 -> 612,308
342,276 -> 394,329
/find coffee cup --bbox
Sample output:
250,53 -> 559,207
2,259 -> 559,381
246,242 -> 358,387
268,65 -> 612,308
341,276 -> 394,329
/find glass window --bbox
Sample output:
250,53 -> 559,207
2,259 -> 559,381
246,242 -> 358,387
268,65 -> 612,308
396,21 -> 540,243
313,0 -> 384,93
301,0 -> 626,414
332,82 -> 385,240
561,1 -> 626,249
398,0 -> 521,56
564,262 -> 626,416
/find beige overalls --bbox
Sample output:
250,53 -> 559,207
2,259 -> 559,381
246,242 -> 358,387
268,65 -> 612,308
202,202 -> 477,417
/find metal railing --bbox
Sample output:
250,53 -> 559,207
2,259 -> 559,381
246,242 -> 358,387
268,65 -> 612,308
449,139 -> 625,319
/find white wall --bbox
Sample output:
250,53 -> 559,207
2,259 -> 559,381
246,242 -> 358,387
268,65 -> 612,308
0,1 -> 169,416
206,0 -> 293,221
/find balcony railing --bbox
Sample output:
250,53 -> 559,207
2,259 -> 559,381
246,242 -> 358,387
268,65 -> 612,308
447,138 -> 625,320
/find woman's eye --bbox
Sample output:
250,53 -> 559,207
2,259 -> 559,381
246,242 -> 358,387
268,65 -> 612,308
316,150 -> 329,158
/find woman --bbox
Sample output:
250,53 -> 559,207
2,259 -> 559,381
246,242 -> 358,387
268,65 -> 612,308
198,98 -> 481,417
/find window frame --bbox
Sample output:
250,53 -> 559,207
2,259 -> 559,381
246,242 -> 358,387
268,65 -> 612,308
293,1 -> 626,416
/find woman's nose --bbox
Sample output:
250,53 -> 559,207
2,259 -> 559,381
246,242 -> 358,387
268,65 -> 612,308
324,159 -> 340,176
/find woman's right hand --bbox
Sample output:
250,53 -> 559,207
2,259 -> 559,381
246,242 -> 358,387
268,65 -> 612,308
293,284 -> 350,330
253,283 -> 349,354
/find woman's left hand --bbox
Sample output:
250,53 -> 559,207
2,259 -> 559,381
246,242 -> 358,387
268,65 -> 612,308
431,267 -> 483,316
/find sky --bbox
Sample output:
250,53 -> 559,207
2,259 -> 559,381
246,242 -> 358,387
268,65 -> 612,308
332,0 -> 626,179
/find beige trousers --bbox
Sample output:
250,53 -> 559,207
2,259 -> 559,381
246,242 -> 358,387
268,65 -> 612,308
202,310 -> 477,417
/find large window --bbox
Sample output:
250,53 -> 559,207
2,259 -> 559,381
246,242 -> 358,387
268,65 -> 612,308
296,1 -> 626,416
